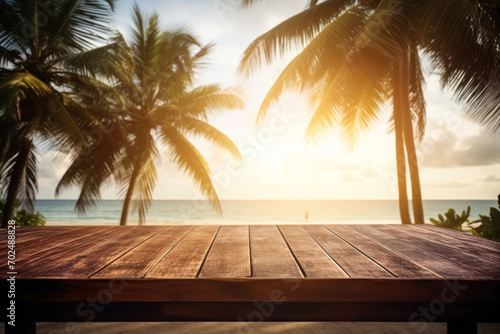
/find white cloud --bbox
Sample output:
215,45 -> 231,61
419,119 -> 500,168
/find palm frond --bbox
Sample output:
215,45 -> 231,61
0,71 -> 53,117
0,44 -> 22,66
18,143 -> 38,211
50,42 -> 122,79
167,116 -> 241,160
418,0 -> 500,131
131,155 -> 158,224
114,128 -> 159,223
241,0 -> 320,8
238,0 -> 357,76
351,0 -> 417,59
160,124 -> 221,215
191,42 -> 214,69
0,1 -> 30,59
49,0 -> 115,50
339,78 -> 387,147
256,6 -> 367,122
58,72 -> 125,109
171,84 -> 244,119
56,123 -> 125,214
306,34 -> 392,141
0,140 -> 38,212
156,29 -> 205,90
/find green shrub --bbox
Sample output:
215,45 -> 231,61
429,206 -> 470,231
469,195 -> 500,242
0,200 -> 46,226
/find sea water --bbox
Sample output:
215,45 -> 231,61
33,200 -> 496,225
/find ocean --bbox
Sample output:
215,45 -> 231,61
33,200 -> 497,225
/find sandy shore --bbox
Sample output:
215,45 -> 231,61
25,322 -> 499,333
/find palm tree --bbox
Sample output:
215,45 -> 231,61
57,5 -> 244,225
0,0 -> 118,228
239,0 -> 500,224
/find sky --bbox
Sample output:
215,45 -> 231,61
37,0 -> 500,200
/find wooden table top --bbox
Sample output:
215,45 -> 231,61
4,224 -> 500,280
4,224 -> 500,325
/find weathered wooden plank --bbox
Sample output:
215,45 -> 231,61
93,225 -> 193,278
199,225 -> 251,278
0,226 -> 113,257
249,225 -> 303,278
1,226 -> 74,237
1,226 -> 74,243
401,225 -> 500,262
4,224 -> 500,282
16,301 -> 500,323
9,226 -> 114,262
23,227 -> 165,278
326,225 -> 438,278
147,225 -> 220,278
14,278 -> 500,303
372,225 -> 500,278
302,225 -> 392,278
6,227 -> 121,277
349,225 -> 489,279
278,225 -> 347,278
415,225 -> 500,253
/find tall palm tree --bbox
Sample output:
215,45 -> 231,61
239,0 -> 500,224
57,5 -> 244,225
0,0 -> 118,228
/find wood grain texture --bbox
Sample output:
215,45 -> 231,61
327,225 -> 439,278
417,225 -> 500,252
1,226 -> 73,237
146,225 -> 220,278
0,226 -> 76,248
12,227 -> 127,277
34,226 -> 165,278
199,225 -> 251,278
372,225 -> 500,278
1,226 -> 114,262
5,224 -> 500,329
3,224 -> 499,281
278,225 -> 347,278
407,225 -> 500,261
249,225 -> 302,277
93,225 -> 192,278
302,225 -> 392,278
349,225 -> 489,279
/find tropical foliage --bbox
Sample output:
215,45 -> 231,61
0,199 -> 46,226
0,0 -> 118,228
469,195 -> 500,242
429,195 -> 500,242
429,206 -> 471,231
239,0 -> 500,224
56,5 -> 244,225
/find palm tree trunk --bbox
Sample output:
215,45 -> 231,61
119,164 -> 141,226
1,142 -> 31,228
393,64 -> 412,225
399,48 -> 425,224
